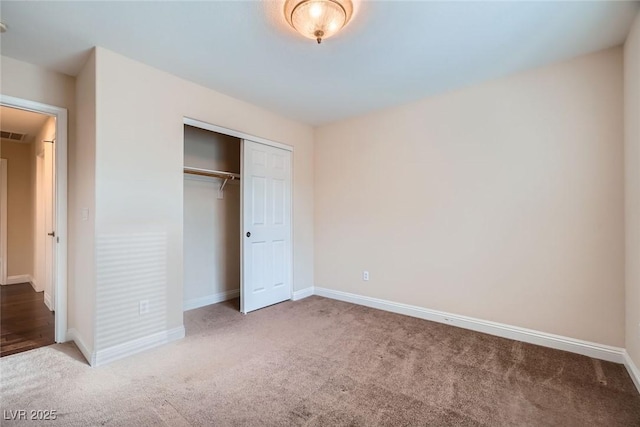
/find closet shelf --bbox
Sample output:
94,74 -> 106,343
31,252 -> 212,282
184,166 -> 239,198
183,166 -> 240,180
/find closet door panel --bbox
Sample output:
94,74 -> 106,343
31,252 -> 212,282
251,176 -> 267,227
242,140 -> 292,313
250,241 -> 267,293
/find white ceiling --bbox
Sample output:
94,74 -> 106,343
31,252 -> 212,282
0,1 -> 638,126
0,106 -> 48,143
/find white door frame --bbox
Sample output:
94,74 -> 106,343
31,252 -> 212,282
182,117 -> 294,312
0,159 -> 7,285
1,95 -> 68,343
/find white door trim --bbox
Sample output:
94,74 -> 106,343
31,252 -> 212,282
0,159 -> 7,285
1,95 -> 68,343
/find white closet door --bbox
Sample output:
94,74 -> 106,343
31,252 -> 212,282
241,140 -> 292,313
45,141 -> 56,310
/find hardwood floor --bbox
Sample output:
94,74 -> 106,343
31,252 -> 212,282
1,283 -> 55,357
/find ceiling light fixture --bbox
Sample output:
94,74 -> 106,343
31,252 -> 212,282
285,0 -> 353,44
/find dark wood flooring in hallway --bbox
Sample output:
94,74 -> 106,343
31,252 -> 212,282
1,283 -> 55,357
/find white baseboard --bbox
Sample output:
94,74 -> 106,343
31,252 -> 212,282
6,274 -> 32,286
183,289 -> 239,311
314,287 -> 625,364
29,276 -> 39,292
66,328 -> 94,366
43,292 -> 52,311
68,326 -> 186,367
292,286 -> 314,301
5,275 -> 44,293
93,326 -> 185,367
624,351 -> 640,393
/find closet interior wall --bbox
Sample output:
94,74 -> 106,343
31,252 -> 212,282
183,125 -> 241,311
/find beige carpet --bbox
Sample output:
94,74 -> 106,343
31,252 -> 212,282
1,296 -> 639,426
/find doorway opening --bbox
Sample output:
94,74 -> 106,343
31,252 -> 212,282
0,106 -> 55,356
183,125 -> 242,313
0,95 -> 68,355
182,118 -> 293,323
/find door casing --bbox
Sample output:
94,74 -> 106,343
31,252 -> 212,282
1,95 -> 68,343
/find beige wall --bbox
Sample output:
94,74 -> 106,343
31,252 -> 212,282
92,47 -> 314,352
625,13 -> 640,368
315,47 -> 625,347
184,126 -> 241,306
2,37 -> 632,360
2,139 -> 33,277
73,50 -> 97,352
0,56 -> 76,112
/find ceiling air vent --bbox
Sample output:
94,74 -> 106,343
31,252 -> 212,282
0,130 -> 28,142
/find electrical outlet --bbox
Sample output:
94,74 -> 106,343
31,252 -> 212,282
139,300 -> 149,315
363,271 -> 369,281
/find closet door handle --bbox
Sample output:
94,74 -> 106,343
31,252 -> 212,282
48,231 -> 56,237
246,232 -> 251,238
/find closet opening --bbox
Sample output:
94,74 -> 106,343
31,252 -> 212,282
183,125 -> 241,313
182,119 -> 294,322
0,95 -> 69,354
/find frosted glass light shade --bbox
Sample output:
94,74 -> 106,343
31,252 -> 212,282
286,0 -> 353,44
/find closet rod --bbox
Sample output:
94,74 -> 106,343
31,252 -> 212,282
183,166 -> 240,180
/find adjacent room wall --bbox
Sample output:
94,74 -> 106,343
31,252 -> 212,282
315,47 -> 625,347
625,13 -> 640,368
1,139 -> 33,279
183,126 -> 241,309
92,47 -> 314,354
31,123 -> 44,292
